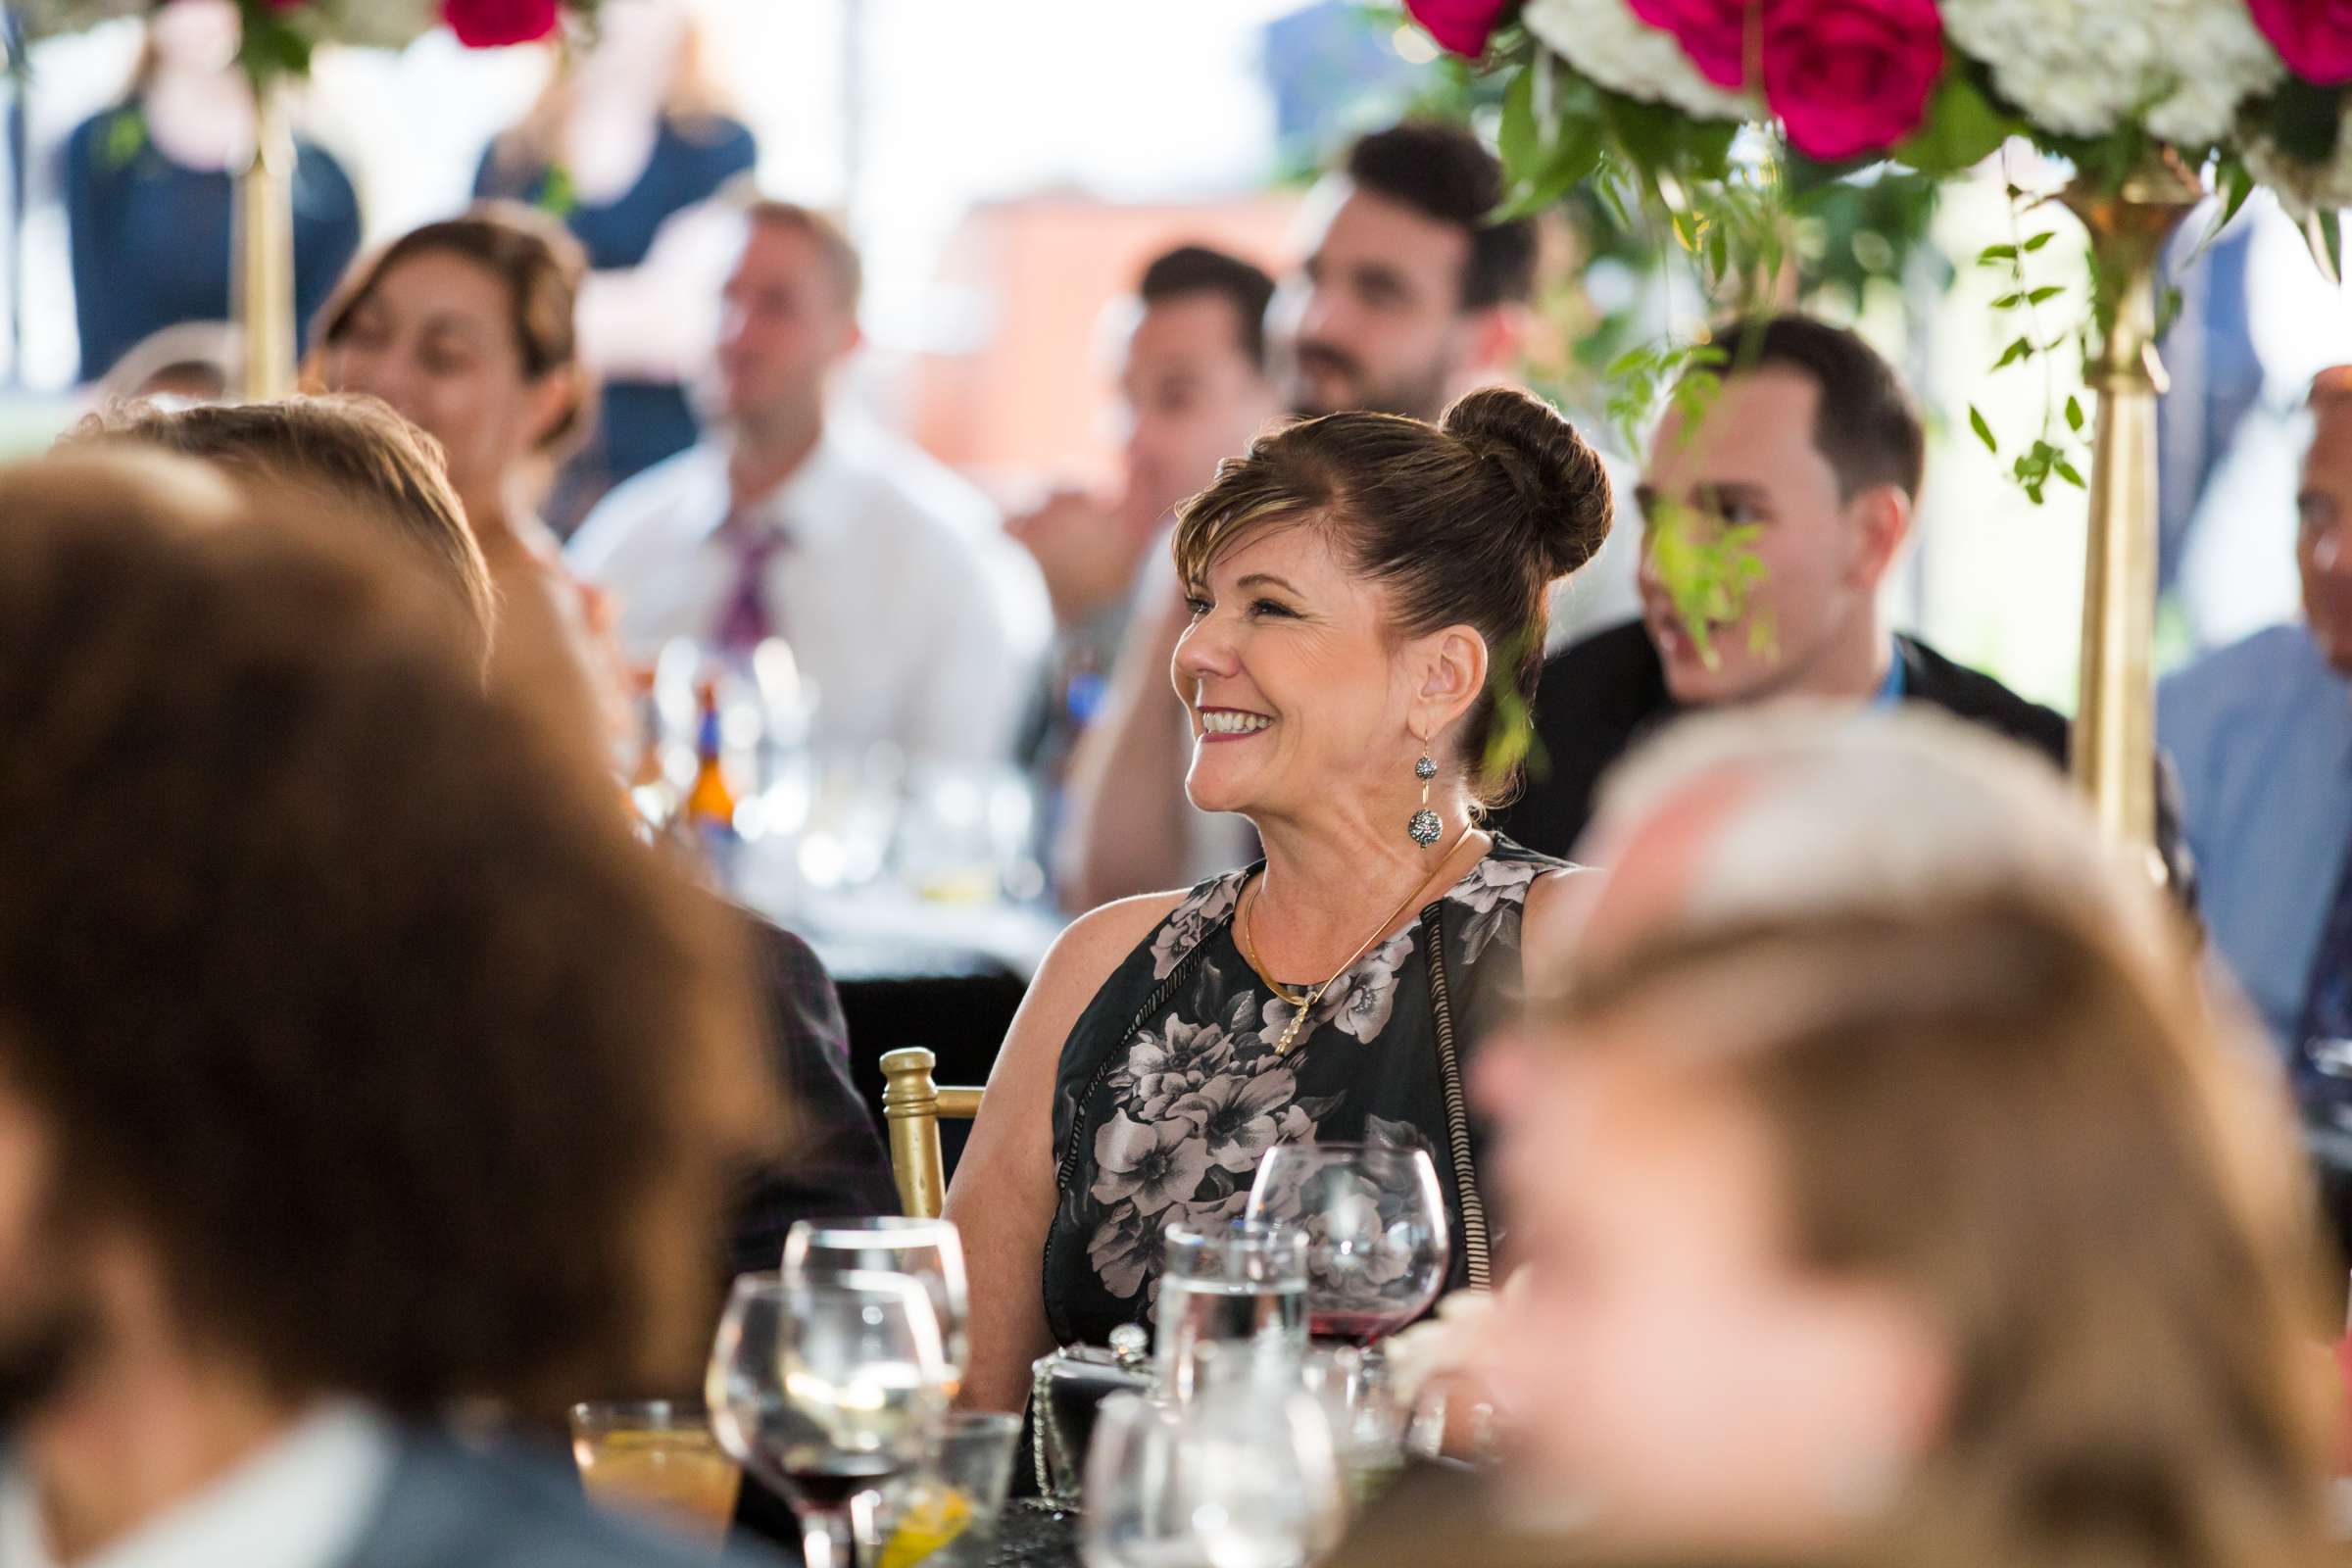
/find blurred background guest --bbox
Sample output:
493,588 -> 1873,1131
949,386 -> 1612,1411
1492,315 -> 2193,902
1473,890 -> 2333,1568
313,206 -> 631,769
474,0 -> 758,530
1018,242 -> 1280,898
568,200 -> 1049,770
2162,367 -> 2352,1061
72,390 -> 899,1267
0,452 -> 777,1564
64,0 -> 360,386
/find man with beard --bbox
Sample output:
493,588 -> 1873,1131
1057,122 -> 1555,905
0,453 -> 778,1567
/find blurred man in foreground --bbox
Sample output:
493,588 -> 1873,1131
0,453 -> 776,1566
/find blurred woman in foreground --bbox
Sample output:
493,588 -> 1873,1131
1472,890 -> 2336,1568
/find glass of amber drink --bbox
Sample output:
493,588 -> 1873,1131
569,1399 -> 743,1549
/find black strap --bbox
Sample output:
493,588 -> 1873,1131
1419,902 -> 1491,1291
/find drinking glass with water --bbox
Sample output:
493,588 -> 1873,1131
1152,1217 -> 1308,1402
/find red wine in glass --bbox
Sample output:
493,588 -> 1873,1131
1309,1307 -> 1402,1348
775,1447 -> 899,1511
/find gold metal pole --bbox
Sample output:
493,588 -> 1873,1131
2060,158 -> 2202,863
231,80 -> 296,400
880,1046 -> 949,1219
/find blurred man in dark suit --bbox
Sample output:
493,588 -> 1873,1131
1492,314 -> 2192,899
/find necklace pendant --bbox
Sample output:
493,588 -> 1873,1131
1273,1008 -> 1306,1056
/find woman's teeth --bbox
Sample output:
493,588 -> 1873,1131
1200,710 -> 1273,735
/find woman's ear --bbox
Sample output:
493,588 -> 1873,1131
523,368 -> 586,455
1416,625 -> 1490,737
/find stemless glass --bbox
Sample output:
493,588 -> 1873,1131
1246,1142 -> 1449,1348
568,1399 -> 742,1549
1081,1348 -> 1344,1568
706,1271 -> 952,1568
1153,1217 -> 1308,1403
782,1217 -> 970,1399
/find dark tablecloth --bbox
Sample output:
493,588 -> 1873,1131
985,1502 -> 1079,1567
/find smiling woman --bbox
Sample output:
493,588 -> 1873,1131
946,385 -> 1615,1411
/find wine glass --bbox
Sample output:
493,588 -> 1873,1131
782,1217 -> 970,1398
705,1271 -> 951,1568
1246,1141 -> 1449,1348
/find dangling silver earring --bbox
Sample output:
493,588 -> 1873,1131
1409,747 -> 1442,847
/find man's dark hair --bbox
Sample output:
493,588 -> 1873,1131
0,455 -> 771,1421
1343,122 -> 1537,311
1139,244 -> 1277,373
1701,314 -> 1927,500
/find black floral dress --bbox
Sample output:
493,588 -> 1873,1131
1041,838 -> 1565,1348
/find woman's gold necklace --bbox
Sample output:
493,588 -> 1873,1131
1243,824 -> 1476,1057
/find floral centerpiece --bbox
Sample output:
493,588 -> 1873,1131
8,0 -> 601,396
1403,0 -> 2352,857
10,0 -> 596,81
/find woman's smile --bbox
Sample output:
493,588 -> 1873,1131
1198,705 -> 1276,742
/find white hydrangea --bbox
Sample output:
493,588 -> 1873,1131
1941,0 -> 2284,147
1523,0 -> 1757,122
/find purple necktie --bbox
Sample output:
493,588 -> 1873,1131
711,507 -> 788,657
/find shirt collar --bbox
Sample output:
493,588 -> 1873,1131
0,1401 -> 397,1568
708,422 -> 864,549
1872,640 -> 1907,709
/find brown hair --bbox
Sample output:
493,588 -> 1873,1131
742,199 -> 863,313
1542,897 -> 2336,1568
67,394 -> 497,665
312,204 -> 594,458
0,456 -> 771,1420
1173,386 -> 1612,801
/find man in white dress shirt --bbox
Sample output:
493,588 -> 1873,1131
568,201 -> 1048,768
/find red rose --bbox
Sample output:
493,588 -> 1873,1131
443,0 -> 563,48
2251,0 -> 2352,84
1762,0 -> 1943,161
1626,0 -> 1761,87
1406,0 -> 1511,57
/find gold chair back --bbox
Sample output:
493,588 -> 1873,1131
879,1046 -> 985,1220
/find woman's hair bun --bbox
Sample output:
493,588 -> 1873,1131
1443,385 -> 1613,580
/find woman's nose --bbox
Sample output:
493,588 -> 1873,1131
1172,614 -> 1237,683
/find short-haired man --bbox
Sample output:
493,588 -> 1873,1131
2161,368 -> 2352,1058
1493,313 -> 2193,898
0,454 -> 778,1565
568,201 -> 1048,767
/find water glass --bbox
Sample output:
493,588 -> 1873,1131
782,1217 -> 971,1398
1153,1217 -> 1307,1402
869,1410 -> 1023,1568
568,1399 -> 741,1550
1081,1348 -> 1343,1568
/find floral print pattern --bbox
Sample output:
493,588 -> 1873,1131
1048,844 -> 1562,1336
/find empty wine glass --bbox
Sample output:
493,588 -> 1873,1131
705,1271 -> 951,1568
1246,1141 -> 1449,1348
782,1217 -> 970,1399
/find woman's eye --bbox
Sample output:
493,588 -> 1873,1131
1250,598 -> 1293,618
1184,595 -> 1212,617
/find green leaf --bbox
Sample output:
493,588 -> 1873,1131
2053,459 -> 2086,489
2022,231 -> 2056,253
1978,243 -> 2018,265
1890,71 -> 2015,176
1992,337 -> 2033,369
1990,291 -> 2024,309
2065,395 -> 2085,433
2027,285 -> 2064,305
1497,69 -> 1539,181
2312,207 -> 2345,286
1969,404 -> 1998,454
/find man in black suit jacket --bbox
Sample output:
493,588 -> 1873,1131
1491,315 -> 2192,897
